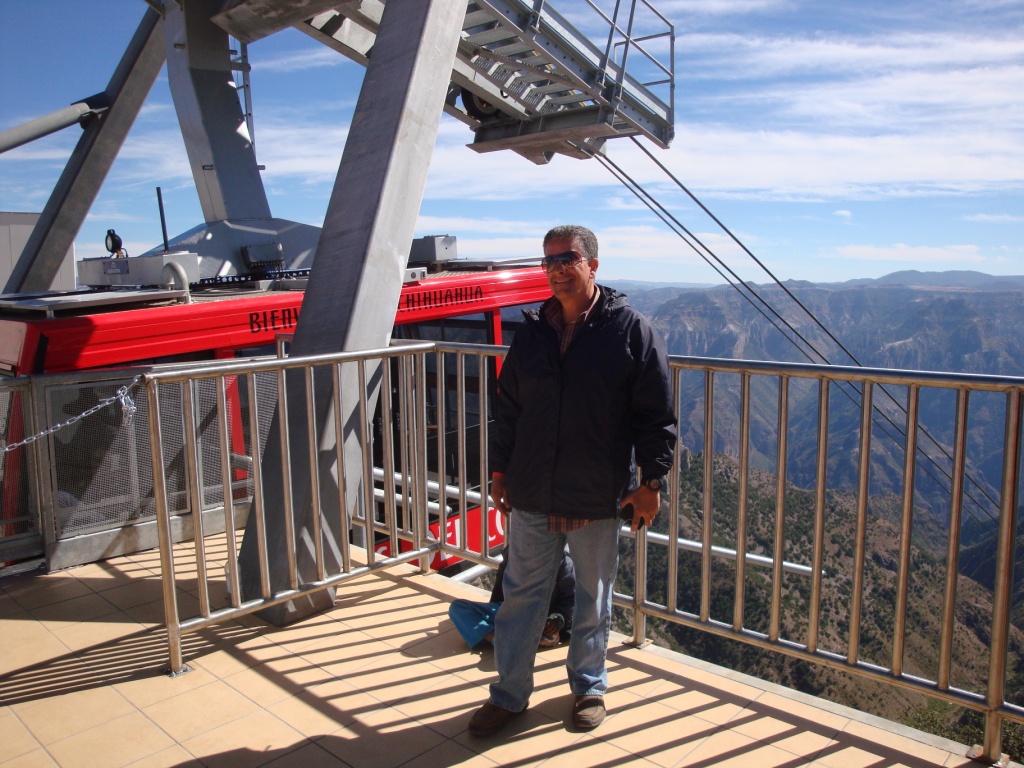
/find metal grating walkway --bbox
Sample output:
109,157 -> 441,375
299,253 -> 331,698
295,0 -> 675,164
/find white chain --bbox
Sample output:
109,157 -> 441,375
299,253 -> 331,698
2,376 -> 142,454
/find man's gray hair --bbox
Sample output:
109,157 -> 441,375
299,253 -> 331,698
544,225 -> 598,261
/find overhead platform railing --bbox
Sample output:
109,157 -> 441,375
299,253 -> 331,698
294,0 -> 675,164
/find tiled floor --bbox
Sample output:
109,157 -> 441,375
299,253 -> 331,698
0,547 -> 997,768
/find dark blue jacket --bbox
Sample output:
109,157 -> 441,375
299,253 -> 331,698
491,286 -> 677,519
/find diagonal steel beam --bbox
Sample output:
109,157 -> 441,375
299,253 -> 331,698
4,9 -> 165,294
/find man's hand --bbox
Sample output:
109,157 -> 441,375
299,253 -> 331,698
490,473 -> 511,516
620,484 -> 661,532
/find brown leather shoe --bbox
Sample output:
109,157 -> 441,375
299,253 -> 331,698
572,695 -> 606,729
468,701 -> 524,737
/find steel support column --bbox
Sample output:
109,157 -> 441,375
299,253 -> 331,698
238,0 -> 466,624
163,0 -> 271,223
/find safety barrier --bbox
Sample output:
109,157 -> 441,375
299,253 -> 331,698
3,342 -> 1023,762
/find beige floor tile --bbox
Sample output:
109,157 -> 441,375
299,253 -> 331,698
0,554 -> 974,768
5,577 -> 95,612
392,739 -> 500,768
260,614 -> 349,654
180,710 -> 307,768
112,665 -> 219,710
2,650 -> 104,711
391,674 -> 491,738
671,664 -> 764,701
729,708 -> 804,742
332,601 -> 425,634
97,580 -> 166,612
811,743 -> 894,768
0,634 -> 72,678
142,680 -> 260,742
351,608 -> 451,649
400,632 -> 495,684
0,593 -> 24,619
261,740 -> 352,768
753,689 -> 851,731
585,690 -> 719,768
49,613 -> 143,653
770,730 -> 838,760
605,657 -> 670,699
726,703 -> 839,759
0,709 -> 41,761
221,653 -> 326,707
289,626 -> 383,669
14,685 -> 135,745
266,678 -> 380,738
29,593 -> 120,628
185,638 -> 283,679
122,744 -> 203,768
0,748 -> 58,767
651,684 -> 748,725
943,754 -> 981,767
318,705 -> 449,768
537,733 -> 660,767
303,632 -> 407,676
45,711 -> 174,768
392,623 -> 478,664
666,727 -> 761,767
320,654 -> 447,707
120,599 -> 169,628
60,563 -> 138,592
530,682 -> 592,722
687,737 -> 810,767
839,719 -> 956,765
332,576 -> 424,606
453,710 -> 586,768
0,616 -> 52,651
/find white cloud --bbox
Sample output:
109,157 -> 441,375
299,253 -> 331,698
829,243 -> 983,264
415,215 -> 542,237
659,0 -> 795,16
651,126 -> 1024,200
834,210 -> 852,219
253,47 -> 351,73
963,213 -> 1024,223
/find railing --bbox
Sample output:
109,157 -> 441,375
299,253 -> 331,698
4,341 -> 1023,763
640,357 -> 1024,765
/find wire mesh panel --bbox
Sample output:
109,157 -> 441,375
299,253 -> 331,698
47,379 -> 186,538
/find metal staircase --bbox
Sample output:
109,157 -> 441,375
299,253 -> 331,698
295,0 -> 675,164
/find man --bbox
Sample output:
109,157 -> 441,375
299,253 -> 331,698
468,224 -> 677,737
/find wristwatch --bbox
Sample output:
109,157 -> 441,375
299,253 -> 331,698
641,476 -> 664,492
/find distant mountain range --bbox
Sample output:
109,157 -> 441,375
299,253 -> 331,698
820,270 -> 1024,291
617,269 -> 1024,630
608,270 -> 1024,296
617,270 -> 1024,376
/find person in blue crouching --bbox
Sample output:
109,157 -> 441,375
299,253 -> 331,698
449,546 -> 575,650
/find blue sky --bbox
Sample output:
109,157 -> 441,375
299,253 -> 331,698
1,0 -> 1021,285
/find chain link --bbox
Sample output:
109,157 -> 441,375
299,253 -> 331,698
2,376 -> 142,454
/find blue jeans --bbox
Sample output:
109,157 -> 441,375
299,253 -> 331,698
489,509 -> 620,712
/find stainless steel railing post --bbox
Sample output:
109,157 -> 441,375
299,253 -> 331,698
982,389 -> 1022,762
144,377 -> 186,675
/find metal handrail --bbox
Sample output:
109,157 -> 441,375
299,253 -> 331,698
7,340 -> 1022,761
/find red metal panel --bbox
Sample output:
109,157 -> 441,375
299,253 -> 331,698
2,267 -> 549,374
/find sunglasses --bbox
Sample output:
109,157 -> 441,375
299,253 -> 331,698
541,250 -> 588,272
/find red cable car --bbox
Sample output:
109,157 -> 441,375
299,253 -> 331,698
0,241 -> 551,572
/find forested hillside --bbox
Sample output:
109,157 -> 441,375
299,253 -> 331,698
612,450 -> 1024,758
